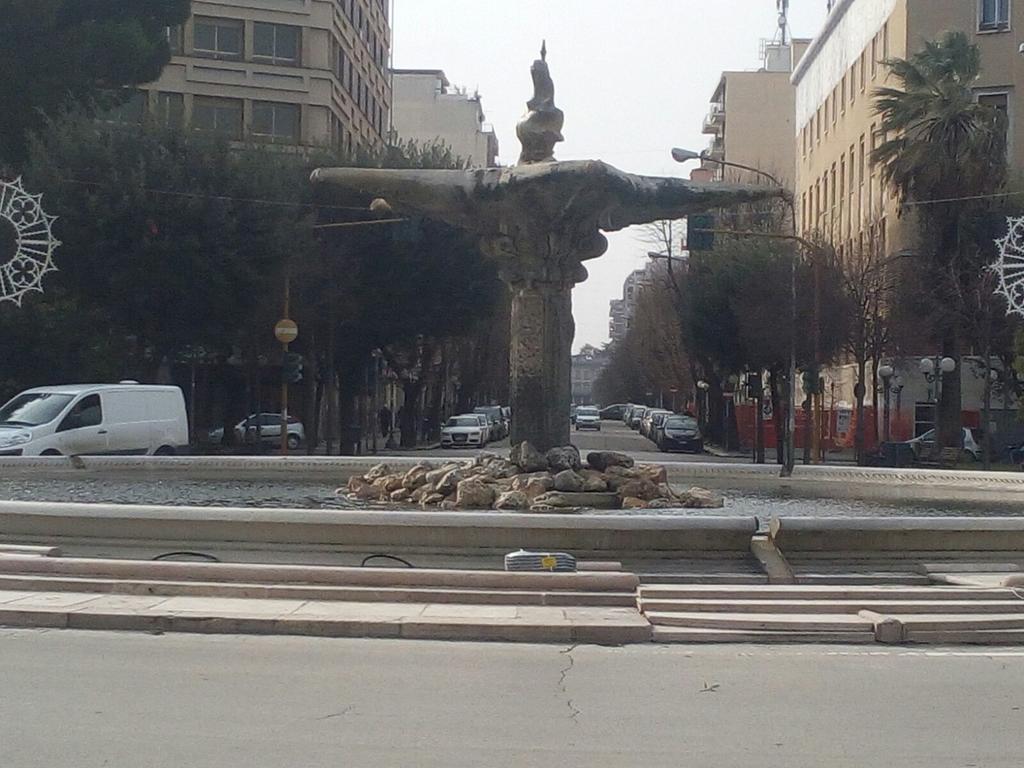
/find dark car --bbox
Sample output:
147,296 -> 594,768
658,415 -> 703,453
599,403 -> 628,420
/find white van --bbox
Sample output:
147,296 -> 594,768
0,384 -> 188,457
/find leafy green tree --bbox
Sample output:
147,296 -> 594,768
872,30 -> 1009,448
0,0 -> 190,166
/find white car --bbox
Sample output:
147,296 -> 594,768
209,413 -> 305,450
0,384 -> 188,457
908,427 -> 980,461
441,414 -> 489,448
575,405 -> 601,431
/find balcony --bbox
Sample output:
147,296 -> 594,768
701,103 -> 725,135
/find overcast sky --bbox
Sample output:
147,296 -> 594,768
392,0 -> 829,352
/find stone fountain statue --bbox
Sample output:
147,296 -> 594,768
311,46 -> 784,451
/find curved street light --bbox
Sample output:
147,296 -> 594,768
671,147 -> 783,187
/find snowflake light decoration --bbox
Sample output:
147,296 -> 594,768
990,216 -> 1024,319
0,177 -> 60,306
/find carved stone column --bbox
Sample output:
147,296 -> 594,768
507,276 -> 574,451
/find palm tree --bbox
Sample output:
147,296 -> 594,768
871,30 -> 1008,451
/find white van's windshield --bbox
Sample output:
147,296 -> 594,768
0,393 -> 75,427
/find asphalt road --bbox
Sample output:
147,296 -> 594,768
418,420 -> 745,464
2,630 -> 1023,767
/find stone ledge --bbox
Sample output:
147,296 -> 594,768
0,500 -> 758,555
0,589 -> 653,644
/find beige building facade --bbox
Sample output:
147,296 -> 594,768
701,40 -> 811,188
133,0 -> 391,152
391,70 -> 500,167
793,0 -> 1021,262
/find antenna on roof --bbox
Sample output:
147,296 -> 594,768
776,0 -> 790,45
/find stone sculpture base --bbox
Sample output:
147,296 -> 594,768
343,444 -> 725,513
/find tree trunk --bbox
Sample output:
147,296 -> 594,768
399,380 -> 423,449
770,367 -> 784,465
854,357 -> 867,466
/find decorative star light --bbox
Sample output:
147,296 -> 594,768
0,177 -> 60,306
990,216 -> 1024,319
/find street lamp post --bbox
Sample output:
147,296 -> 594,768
696,380 -> 710,430
876,364 -> 904,443
672,147 -> 796,475
919,356 -> 956,440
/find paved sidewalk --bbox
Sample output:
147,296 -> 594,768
0,589 -> 651,644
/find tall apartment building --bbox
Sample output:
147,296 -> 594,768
700,39 -> 811,187
608,266 -> 657,344
133,0 -> 391,152
792,0 -> 1020,261
391,70 -> 500,167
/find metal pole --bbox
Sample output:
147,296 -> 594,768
280,272 -> 291,456
882,377 -> 892,443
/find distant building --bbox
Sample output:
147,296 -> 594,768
391,69 -> 500,167
132,0 -> 391,152
571,344 -> 609,405
608,266 -> 660,344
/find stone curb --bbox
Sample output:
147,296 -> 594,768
0,599 -> 652,645
0,501 -> 758,555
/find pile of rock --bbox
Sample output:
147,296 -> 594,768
342,442 -> 724,512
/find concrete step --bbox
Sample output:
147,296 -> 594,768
652,626 -> 874,644
644,611 -> 874,632
0,589 -> 653,644
796,574 -> 931,585
0,573 -> 636,607
0,554 -> 639,593
895,614 -> 1024,632
639,584 -> 1015,601
638,598 -> 1024,615
904,629 -> 1024,645
638,574 -> 766,585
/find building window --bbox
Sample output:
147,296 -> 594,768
978,91 -> 1011,156
253,23 -> 301,65
193,96 -> 243,139
980,0 -> 1010,30
841,76 -> 847,113
882,22 -> 889,59
193,17 -> 244,60
860,52 -> 867,91
165,25 -> 183,55
157,92 -> 184,128
871,37 -> 878,78
252,101 -> 300,143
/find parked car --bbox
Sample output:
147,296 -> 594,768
440,414 -> 489,448
647,410 -> 674,443
622,404 -> 637,425
641,409 -> 670,440
658,415 -> 703,453
628,406 -> 648,430
575,405 -> 601,431
878,427 -> 981,466
599,403 -> 628,420
0,383 -> 188,457
209,413 -> 305,450
647,415 -> 679,444
473,405 -> 508,441
908,427 -> 981,462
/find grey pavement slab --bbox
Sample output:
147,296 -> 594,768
2,632 -> 1024,767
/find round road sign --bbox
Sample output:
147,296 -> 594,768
274,319 -> 298,344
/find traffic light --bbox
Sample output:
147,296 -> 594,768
801,366 -> 820,396
687,214 -> 715,252
283,352 -> 304,384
